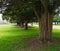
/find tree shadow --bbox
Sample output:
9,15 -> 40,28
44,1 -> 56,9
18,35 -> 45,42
18,38 -> 60,51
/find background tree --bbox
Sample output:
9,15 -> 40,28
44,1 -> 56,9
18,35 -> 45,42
3,0 -> 36,30
53,14 -> 60,24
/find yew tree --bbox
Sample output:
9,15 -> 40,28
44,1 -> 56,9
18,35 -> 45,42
3,0 -> 36,30
21,0 -> 60,42
2,0 -> 60,42
38,0 -> 60,42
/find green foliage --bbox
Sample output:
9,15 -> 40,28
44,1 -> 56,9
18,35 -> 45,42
47,0 -> 60,13
3,0 -> 37,23
0,2 -> 2,8
53,14 -> 60,21
3,0 -> 60,23
2,15 -> 9,20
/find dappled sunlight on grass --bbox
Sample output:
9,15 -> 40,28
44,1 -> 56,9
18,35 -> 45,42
0,24 -> 60,39
0,24 -> 39,51
0,24 -> 60,51
0,24 -> 20,38
0,24 -> 39,38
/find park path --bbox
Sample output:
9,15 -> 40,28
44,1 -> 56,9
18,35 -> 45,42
32,24 -> 60,30
53,25 -> 60,30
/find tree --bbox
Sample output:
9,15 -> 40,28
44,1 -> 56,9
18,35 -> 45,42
53,14 -> 60,24
3,0 -> 60,42
24,0 -> 60,42
3,0 -> 36,30
36,0 -> 60,42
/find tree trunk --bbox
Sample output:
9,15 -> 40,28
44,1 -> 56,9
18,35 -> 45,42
38,12 -> 53,42
57,21 -> 58,24
20,22 -> 24,28
17,22 -> 21,26
39,11 -> 48,42
55,22 -> 56,25
31,1 -> 53,42
24,21 -> 28,30
46,13 -> 53,41
17,22 -> 19,26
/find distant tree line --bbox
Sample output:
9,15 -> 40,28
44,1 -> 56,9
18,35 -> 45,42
53,14 -> 60,25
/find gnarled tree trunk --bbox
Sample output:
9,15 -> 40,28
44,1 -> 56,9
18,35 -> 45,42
31,3 -> 53,42
38,12 -> 53,42
39,11 -> 48,42
46,13 -> 53,41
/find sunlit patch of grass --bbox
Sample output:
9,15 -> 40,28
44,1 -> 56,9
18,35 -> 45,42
0,24 -> 39,51
0,24 -> 39,38
0,24 -> 60,39
0,24 -> 60,51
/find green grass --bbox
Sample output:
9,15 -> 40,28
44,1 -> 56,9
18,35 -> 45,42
0,24 -> 60,51
0,24 -> 39,38
0,24 -> 39,51
53,29 -> 60,38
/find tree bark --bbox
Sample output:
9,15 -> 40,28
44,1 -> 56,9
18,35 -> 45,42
20,22 -> 24,28
39,0 -> 53,42
38,12 -> 53,42
46,13 -> 53,41
39,11 -> 48,42
31,0 -> 53,42
24,21 -> 28,30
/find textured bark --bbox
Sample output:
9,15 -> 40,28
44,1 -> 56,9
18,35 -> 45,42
39,0 -> 53,42
38,12 -> 53,42
32,0 -> 53,42
46,13 -> 53,41
40,11 -> 48,42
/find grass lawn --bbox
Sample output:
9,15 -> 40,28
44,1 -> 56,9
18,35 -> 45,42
0,24 -> 60,51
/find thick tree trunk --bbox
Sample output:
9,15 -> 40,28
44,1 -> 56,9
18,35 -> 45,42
24,21 -> 28,30
20,22 -> 24,28
46,13 -> 53,41
17,22 -> 21,26
38,12 -> 53,42
17,22 -> 19,26
38,0 -> 53,42
31,1 -> 53,42
39,12 -> 48,42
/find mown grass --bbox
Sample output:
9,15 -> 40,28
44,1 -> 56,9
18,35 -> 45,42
0,24 -> 39,51
0,24 -> 39,38
0,24 -> 60,51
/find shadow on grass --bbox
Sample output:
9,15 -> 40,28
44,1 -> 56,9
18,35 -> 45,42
0,24 -> 60,51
